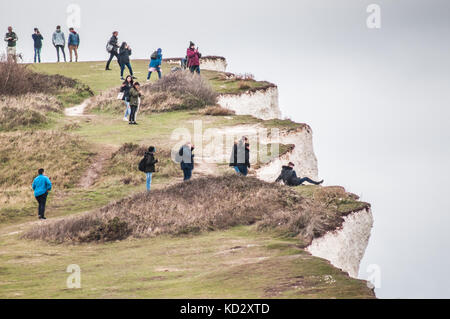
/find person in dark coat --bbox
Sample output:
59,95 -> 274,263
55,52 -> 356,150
119,42 -> 135,80
275,162 -> 324,186
230,137 -> 250,176
106,31 -> 120,70
128,82 -> 142,125
143,146 -> 158,192
32,28 -> 43,63
120,75 -> 133,121
179,143 -> 195,181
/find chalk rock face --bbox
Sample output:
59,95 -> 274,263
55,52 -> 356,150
256,127 -> 319,182
306,208 -> 374,278
163,56 -> 227,72
218,86 -> 282,121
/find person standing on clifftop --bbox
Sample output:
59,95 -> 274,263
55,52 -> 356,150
275,162 -> 324,186
68,28 -> 80,62
32,168 -> 52,220
4,26 -> 18,62
147,48 -> 163,81
139,146 -> 158,192
32,28 -> 43,63
119,42 -> 135,81
52,26 -> 66,62
230,137 -> 250,176
179,143 -> 195,181
128,82 -> 142,125
106,31 -> 120,70
187,41 -> 201,74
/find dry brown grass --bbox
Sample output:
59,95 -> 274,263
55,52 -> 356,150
0,58 -> 85,96
0,94 -> 63,131
22,175 -> 366,245
199,105 -> 236,116
102,143 -> 179,186
86,71 -> 217,114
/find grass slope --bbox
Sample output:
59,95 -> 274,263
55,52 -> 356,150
0,61 -> 374,299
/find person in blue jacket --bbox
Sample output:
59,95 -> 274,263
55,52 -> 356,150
68,28 -> 80,62
32,168 -> 52,220
147,48 -> 162,81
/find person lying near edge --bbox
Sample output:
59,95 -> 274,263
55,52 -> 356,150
275,162 -> 324,186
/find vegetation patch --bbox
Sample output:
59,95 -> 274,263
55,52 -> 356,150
0,131 -> 92,221
23,175 -> 361,244
199,105 -> 236,116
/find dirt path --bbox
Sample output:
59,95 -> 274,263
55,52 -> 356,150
79,146 -> 117,188
65,99 -> 90,117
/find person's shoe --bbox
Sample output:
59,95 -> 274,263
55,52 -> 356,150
120,77 -> 125,81
133,122 -> 138,125
129,122 -> 133,125
132,76 -> 137,79
39,217 -> 47,220
317,180 -> 324,185
123,117 -> 128,122
106,68 -> 112,71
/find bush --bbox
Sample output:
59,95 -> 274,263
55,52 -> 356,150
22,175 -> 366,245
199,105 -> 236,116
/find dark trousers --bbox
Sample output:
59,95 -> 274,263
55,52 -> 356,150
56,45 -> 66,62
106,51 -> 120,69
35,192 -> 48,218
121,62 -> 133,77
182,168 -> 193,181
129,105 -> 138,122
291,177 -> 321,186
236,165 -> 248,176
190,65 -> 200,74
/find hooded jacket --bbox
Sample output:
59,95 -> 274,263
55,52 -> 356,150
68,31 -> 80,46
149,49 -> 162,68
186,47 -> 201,67
52,30 -> 65,46
119,46 -> 132,64
275,166 -> 298,186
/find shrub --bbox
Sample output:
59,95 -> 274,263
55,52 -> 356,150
22,175 -> 367,245
199,105 -> 236,116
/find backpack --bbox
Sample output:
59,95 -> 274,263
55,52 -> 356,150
150,51 -> 158,60
138,156 -> 147,172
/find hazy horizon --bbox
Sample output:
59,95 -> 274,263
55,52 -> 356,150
1,0 -> 449,298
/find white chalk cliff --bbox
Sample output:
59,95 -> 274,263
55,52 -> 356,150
213,64 -> 374,279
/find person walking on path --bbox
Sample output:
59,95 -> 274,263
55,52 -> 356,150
119,42 -> 135,80
139,146 -> 158,192
68,28 -> 80,62
147,48 -> 163,81
4,26 -> 18,62
186,41 -> 201,74
106,31 -> 120,70
120,75 -> 133,121
32,168 -> 52,220
128,82 -> 142,125
52,26 -> 66,62
275,162 -> 324,186
32,28 -> 43,63
230,137 -> 250,176
179,143 -> 195,181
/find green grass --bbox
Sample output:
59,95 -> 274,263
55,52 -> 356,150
0,60 -> 375,299
201,70 -> 274,94
0,226 -> 374,299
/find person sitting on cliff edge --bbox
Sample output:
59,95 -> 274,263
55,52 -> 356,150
275,162 -> 324,186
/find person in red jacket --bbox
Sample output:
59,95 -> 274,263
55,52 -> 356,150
186,41 -> 201,74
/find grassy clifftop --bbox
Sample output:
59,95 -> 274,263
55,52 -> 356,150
0,60 -> 374,299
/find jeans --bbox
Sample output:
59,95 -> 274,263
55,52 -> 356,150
291,177 -> 321,186
235,165 -> 248,176
124,101 -> 131,118
35,192 -> 48,218
56,45 -> 66,62
190,65 -> 200,74
147,69 -> 162,80
182,168 -> 193,181
129,105 -> 138,122
34,48 -> 41,63
146,173 -> 153,191
106,51 -> 120,69
121,62 -> 133,77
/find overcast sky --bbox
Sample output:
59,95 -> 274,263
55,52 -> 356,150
1,0 -> 450,298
